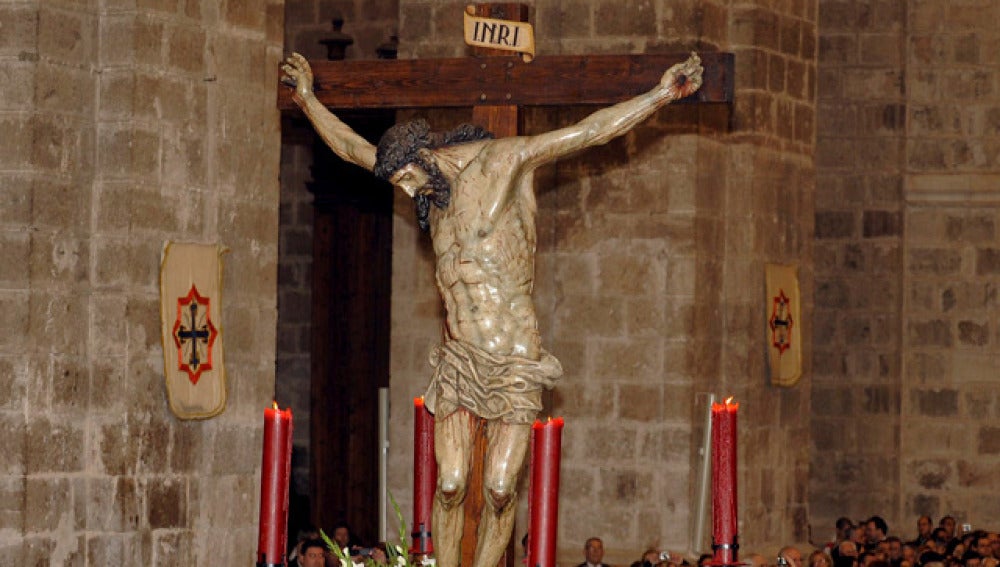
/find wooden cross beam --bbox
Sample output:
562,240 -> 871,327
276,52 -> 734,112
276,50 -> 734,173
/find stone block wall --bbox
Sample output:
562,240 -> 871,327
0,1 -> 283,564
811,0 -> 907,538
812,0 -> 1000,539
535,112 -> 707,556
722,0 -> 817,548
277,128 -> 316,497
285,0 -> 400,60
386,0 -> 815,562
901,0 -> 1000,529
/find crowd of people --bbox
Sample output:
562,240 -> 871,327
807,515 -> 1000,567
288,523 -> 396,567
614,515 -> 999,567
287,515 -> 1000,567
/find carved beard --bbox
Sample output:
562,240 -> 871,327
411,155 -> 451,232
374,121 -> 492,232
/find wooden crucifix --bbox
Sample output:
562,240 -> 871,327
279,5 -> 733,567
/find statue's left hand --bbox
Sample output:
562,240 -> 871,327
661,52 -> 704,100
280,52 -> 315,105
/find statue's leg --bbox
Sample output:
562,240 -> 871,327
472,420 -> 531,567
433,408 -> 475,567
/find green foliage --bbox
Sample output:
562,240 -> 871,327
320,492 -> 422,567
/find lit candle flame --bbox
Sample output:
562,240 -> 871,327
272,401 -> 278,410
725,396 -> 735,405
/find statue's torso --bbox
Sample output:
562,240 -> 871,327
428,142 -> 541,360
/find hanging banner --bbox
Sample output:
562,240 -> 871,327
160,242 -> 228,419
765,263 -> 802,387
463,5 -> 535,62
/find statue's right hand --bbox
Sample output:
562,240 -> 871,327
660,52 -> 703,100
280,52 -> 315,103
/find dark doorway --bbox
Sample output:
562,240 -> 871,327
308,110 -> 395,545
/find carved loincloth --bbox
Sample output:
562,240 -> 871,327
424,340 -> 563,424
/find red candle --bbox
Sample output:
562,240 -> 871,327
258,403 -> 293,567
528,417 -> 563,567
711,397 -> 738,565
412,397 -> 436,554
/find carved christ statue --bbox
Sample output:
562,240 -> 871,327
281,51 -> 704,567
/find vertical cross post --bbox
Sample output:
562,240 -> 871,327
462,9 -> 529,567
469,3 -> 528,137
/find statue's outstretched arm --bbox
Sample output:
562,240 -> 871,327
516,53 -> 704,171
281,52 -> 377,171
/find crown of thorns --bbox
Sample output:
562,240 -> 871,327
373,119 -> 493,181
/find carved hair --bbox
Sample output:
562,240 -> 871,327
373,119 -> 493,231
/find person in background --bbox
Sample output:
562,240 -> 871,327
911,517 -> 934,548
636,548 -> 674,567
886,536 -> 903,567
369,543 -> 389,567
578,537 -> 612,567
865,517 -> 889,553
664,551 -> 692,567
940,517 -> 958,553
828,519 -> 856,554
290,527 -> 321,567
780,546 -> 804,567
854,524 -> 870,552
900,543 -> 917,567
834,540 -> 859,567
332,522 -> 353,551
642,549 -> 661,567
299,539 -> 331,567
745,553 -> 769,567
809,549 -> 833,567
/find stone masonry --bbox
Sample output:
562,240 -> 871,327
811,0 -> 907,536
811,0 -> 1000,540
901,0 -> 1000,529
0,0 -> 284,564
285,0 -> 400,61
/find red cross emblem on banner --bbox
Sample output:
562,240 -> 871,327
172,285 -> 218,385
769,289 -> 794,355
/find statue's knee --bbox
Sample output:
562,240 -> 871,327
485,483 -> 515,513
437,470 -> 467,507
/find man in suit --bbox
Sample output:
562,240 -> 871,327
910,516 -> 934,548
865,516 -> 889,553
578,537 -> 612,567
298,539 -> 330,567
